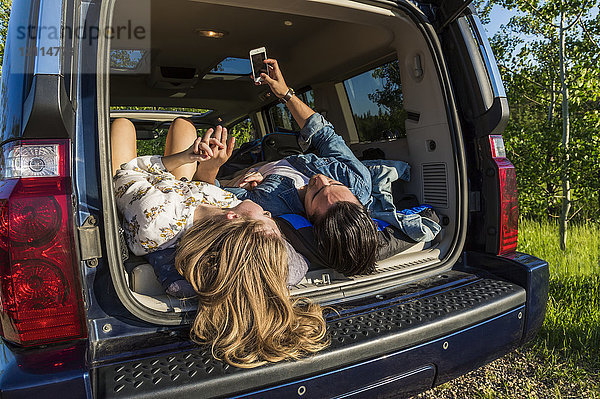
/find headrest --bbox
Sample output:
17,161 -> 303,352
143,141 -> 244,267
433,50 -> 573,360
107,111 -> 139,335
275,213 -> 420,271
261,132 -> 303,161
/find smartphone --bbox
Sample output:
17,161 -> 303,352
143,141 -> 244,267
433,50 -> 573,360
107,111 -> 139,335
249,47 -> 268,83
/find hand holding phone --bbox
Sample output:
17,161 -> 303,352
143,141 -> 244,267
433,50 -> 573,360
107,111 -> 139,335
249,47 -> 267,83
255,59 -> 289,99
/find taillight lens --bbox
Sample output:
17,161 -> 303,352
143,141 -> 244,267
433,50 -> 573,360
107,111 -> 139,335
489,135 -> 518,255
0,139 -> 86,346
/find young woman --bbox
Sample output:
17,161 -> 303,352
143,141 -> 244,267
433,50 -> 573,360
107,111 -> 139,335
111,117 -> 328,367
111,117 -> 281,296
176,216 -> 328,368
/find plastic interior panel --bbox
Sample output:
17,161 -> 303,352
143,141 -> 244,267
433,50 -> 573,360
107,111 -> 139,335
131,264 -> 165,296
130,291 -> 197,313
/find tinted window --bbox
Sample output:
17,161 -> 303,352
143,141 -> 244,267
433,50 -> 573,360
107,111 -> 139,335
210,57 -> 252,75
0,0 -> 35,142
268,90 -> 315,131
344,61 -> 407,142
110,50 -> 148,71
228,117 -> 256,145
128,113 -> 255,157
137,134 -> 167,157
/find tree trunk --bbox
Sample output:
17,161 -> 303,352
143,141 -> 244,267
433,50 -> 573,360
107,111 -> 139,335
558,10 -> 571,251
548,76 -> 554,124
547,76 -> 555,215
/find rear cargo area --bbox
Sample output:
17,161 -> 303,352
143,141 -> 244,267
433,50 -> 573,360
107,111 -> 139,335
104,0 -> 466,316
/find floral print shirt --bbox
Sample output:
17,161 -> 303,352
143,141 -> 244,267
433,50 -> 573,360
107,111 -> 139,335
114,155 -> 241,256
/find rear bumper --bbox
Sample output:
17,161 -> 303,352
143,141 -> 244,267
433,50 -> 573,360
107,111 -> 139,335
461,251 -> 549,344
94,269 -> 534,398
239,307 -> 524,398
0,341 -> 91,399
1,253 -> 548,399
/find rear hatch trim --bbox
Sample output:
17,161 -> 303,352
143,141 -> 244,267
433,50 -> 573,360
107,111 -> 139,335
94,272 -> 525,397
95,0 -> 470,326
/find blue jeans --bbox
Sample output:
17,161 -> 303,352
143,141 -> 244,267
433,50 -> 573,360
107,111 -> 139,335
364,159 -> 441,242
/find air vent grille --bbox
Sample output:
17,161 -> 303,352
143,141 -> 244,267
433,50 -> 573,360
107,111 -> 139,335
422,163 -> 448,208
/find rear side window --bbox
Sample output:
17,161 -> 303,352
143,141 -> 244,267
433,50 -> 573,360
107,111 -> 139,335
343,61 -> 407,142
229,117 -> 256,145
268,90 -> 315,131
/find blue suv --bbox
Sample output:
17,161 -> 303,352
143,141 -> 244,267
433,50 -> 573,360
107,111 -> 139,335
0,0 -> 548,397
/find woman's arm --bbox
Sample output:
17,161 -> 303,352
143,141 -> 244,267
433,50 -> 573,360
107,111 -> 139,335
161,136 -> 215,173
192,126 -> 235,183
161,126 -> 235,183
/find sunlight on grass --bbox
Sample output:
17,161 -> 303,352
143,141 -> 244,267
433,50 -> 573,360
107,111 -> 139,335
535,275 -> 600,360
417,219 -> 600,398
520,219 -> 600,391
518,219 -> 600,277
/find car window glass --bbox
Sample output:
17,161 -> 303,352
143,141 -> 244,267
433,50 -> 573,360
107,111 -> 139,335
228,117 -> 256,145
209,57 -> 252,75
343,61 -> 407,142
268,90 -> 315,131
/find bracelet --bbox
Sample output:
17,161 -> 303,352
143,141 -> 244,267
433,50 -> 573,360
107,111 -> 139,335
279,88 -> 295,104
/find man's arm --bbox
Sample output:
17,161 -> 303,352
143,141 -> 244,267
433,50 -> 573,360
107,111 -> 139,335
259,59 -> 371,191
284,95 -> 314,130
259,59 -> 357,161
259,59 -> 314,129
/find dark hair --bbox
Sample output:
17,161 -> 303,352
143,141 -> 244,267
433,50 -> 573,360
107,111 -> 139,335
311,201 -> 378,276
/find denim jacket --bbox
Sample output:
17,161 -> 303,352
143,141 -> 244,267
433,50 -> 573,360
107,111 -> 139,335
225,113 -> 372,216
364,160 -> 441,242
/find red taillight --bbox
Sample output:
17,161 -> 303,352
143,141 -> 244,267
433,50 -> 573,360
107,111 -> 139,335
0,139 -> 86,346
489,135 -> 518,255
1,195 -> 61,249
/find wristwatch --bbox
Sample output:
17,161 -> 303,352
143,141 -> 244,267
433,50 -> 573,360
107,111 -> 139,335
279,88 -> 295,104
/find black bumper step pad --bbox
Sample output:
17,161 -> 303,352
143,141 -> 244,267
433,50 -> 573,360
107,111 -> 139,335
95,276 -> 525,398
327,277 -> 521,348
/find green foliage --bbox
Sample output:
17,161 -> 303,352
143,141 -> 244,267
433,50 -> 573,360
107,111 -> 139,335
0,0 -> 11,75
228,118 -> 254,145
354,109 -> 407,142
136,130 -> 168,157
268,91 -> 315,132
269,103 -> 299,131
523,272 -> 600,398
112,107 -> 256,157
477,0 -> 600,223
537,275 -> 600,361
362,62 -> 407,141
369,62 -> 404,111
110,49 -> 144,70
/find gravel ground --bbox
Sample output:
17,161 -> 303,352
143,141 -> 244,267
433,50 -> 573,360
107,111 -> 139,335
415,348 -> 600,398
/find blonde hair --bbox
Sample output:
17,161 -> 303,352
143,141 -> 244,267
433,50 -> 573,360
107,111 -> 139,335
175,216 -> 329,368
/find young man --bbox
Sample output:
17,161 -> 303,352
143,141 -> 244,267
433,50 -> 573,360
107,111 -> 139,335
224,59 -> 378,276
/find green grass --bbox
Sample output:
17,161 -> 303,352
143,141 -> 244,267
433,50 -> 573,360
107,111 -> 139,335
419,219 -> 600,398
523,274 -> 600,397
535,275 -> 600,360
519,220 -> 600,397
520,219 -> 600,395
518,218 -> 600,277
518,218 -> 600,361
